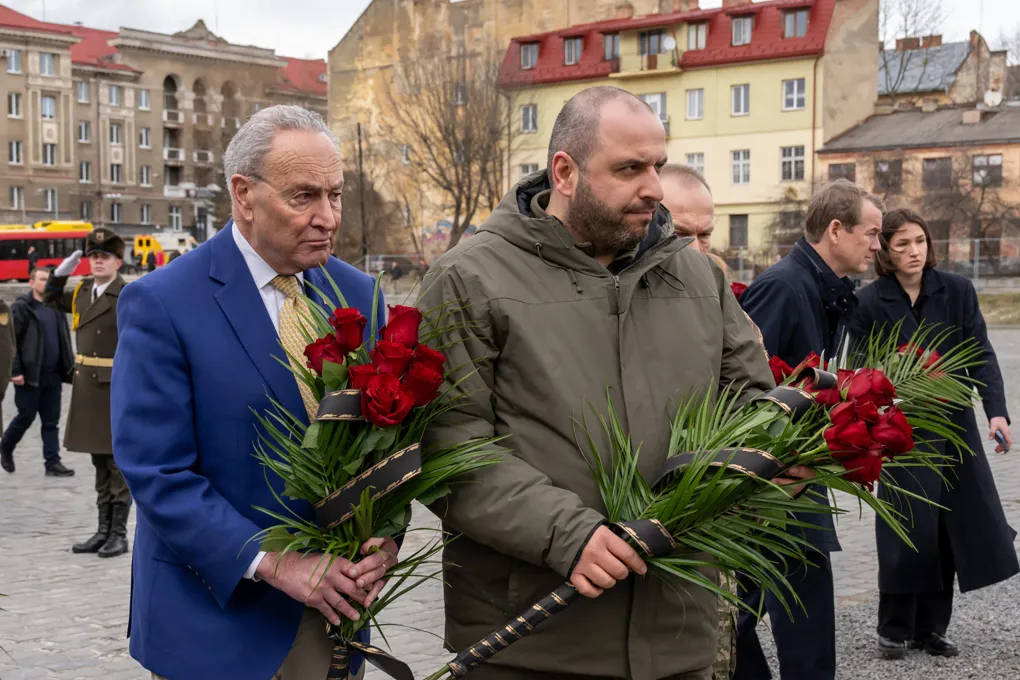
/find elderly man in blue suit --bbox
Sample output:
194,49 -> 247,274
112,105 -> 397,680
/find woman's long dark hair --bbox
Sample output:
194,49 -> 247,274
874,207 -> 938,277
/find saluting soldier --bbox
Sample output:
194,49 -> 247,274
47,227 -> 131,558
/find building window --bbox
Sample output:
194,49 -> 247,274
874,160 -> 903,193
139,127 -> 152,148
639,93 -> 667,123
686,89 -> 704,120
140,164 -> 152,186
80,161 -> 92,183
688,23 -> 708,51
781,146 -> 805,181
731,84 -> 750,116
731,150 -> 751,184
42,143 -> 56,166
109,85 -> 121,106
76,80 -> 89,103
41,95 -> 56,120
78,121 -> 91,143
454,85 -> 466,106
922,158 -> 952,190
521,104 -> 538,133
603,34 -> 620,60
110,122 -> 122,145
40,53 -> 55,76
141,204 -> 152,225
6,49 -> 21,74
43,188 -> 57,212
732,17 -> 753,46
783,78 -> 806,110
252,102 -> 263,114
564,37 -> 583,65
8,140 -> 23,165
110,163 -> 123,184
520,42 -> 539,70
10,186 -> 24,210
80,200 -> 92,220
973,154 -> 1003,188
639,30 -> 668,55
784,9 -> 809,38
7,92 -> 22,118
828,162 -> 857,182
780,211 -> 803,231
111,202 -> 122,223
730,214 -> 749,248
399,145 -> 410,166
685,152 -> 704,175
138,88 -> 151,110
520,163 -> 539,178
169,205 -> 182,231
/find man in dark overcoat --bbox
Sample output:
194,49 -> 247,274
46,227 -> 131,557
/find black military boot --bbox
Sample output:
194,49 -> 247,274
98,503 -> 130,558
72,504 -> 112,553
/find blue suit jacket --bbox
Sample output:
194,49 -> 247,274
111,222 -> 382,679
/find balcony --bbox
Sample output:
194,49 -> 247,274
194,150 -> 214,164
163,110 -> 184,125
191,111 -> 214,127
164,185 -> 186,199
163,147 -> 185,163
611,51 -> 681,80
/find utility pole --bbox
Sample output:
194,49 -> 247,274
356,122 -> 369,270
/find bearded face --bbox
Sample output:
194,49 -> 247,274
566,172 -> 658,256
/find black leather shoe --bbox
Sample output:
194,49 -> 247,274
914,632 -> 960,657
878,635 -> 909,659
45,461 -> 75,477
73,505 -> 112,554
0,448 -> 13,473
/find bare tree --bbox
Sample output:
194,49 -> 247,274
385,44 -> 514,252
999,24 -> 1020,99
878,0 -> 947,105
332,130 -> 404,262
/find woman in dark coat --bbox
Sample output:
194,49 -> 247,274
853,207 -> 1017,660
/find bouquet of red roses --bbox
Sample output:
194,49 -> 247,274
251,277 -> 504,680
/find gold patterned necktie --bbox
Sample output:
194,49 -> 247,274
270,275 -> 318,421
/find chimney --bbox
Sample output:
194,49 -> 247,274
615,2 -> 634,19
722,0 -> 753,8
921,34 -> 942,48
921,98 -> 939,112
896,37 -> 921,51
673,0 -> 699,10
962,108 -> 984,125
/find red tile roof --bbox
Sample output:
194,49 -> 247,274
68,25 -> 139,72
275,57 -> 328,96
0,3 -> 72,35
499,0 -> 834,89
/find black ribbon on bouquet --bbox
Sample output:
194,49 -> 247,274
325,636 -> 415,680
316,389 -> 365,422
444,518 -> 676,678
753,367 -> 839,420
655,447 -> 785,485
313,443 -> 423,529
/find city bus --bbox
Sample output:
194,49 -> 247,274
0,227 -> 92,281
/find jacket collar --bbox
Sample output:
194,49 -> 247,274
78,276 -> 125,328
876,268 -> 946,302
790,238 -> 858,310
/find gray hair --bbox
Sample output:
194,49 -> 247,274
660,163 -> 711,195
223,104 -> 340,182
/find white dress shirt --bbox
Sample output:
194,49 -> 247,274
231,223 -> 303,580
92,279 -> 112,301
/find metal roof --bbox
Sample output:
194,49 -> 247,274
877,42 -> 970,95
819,106 -> 1020,153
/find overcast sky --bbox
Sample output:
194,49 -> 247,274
6,0 -> 1020,61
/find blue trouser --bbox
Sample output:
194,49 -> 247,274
2,374 -> 63,468
734,553 -> 836,680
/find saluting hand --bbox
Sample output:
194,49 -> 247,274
54,250 -> 83,278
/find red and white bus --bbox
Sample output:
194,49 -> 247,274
0,226 -> 92,281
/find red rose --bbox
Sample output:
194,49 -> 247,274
361,373 -> 415,427
839,450 -> 884,490
898,343 -> 942,370
413,344 -> 446,375
371,340 -> 413,376
801,368 -> 855,407
381,305 -> 423,349
846,369 -> 896,408
793,352 -> 821,375
769,356 -> 794,385
348,363 -> 378,390
402,363 -> 444,407
731,281 -> 748,300
330,308 -> 367,355
304,335 -> 345,376
870,407 -> 914,458
825,402 -> 875,454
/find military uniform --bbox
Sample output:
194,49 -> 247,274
45,227 -> 131,558
0,299 -> 16,427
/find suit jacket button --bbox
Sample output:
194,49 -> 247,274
97,330 -> 101,335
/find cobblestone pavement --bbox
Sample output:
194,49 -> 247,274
1,330 -> 1018,680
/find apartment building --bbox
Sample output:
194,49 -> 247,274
1,6 -> 326,240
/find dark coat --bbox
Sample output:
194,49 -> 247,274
740,238 -> 859,553
0,299 -> 15,422
45,275 -> 125,455
853,269 -> 1018,593
10,292 -> 74,387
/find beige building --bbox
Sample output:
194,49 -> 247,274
1,6 -> 326,240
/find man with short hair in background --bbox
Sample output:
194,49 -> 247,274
0,267 -> 75,476
659,164 -> 714,253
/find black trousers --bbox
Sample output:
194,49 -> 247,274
734,554 -> 836,680
463,666 -> 713,680
1,376 -> 63,468
877,514 -> 955,641
91,454 -> 131,506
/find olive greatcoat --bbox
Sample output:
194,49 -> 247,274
44,274 -> 125,455
0,299 -> 15,423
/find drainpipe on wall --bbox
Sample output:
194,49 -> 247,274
810,54 -> 822,193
